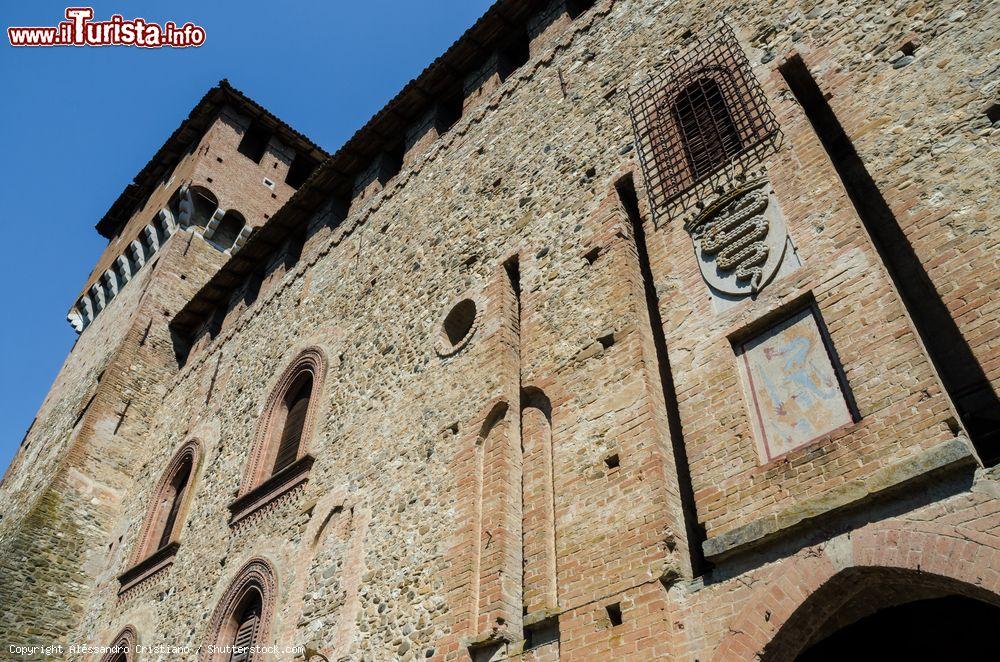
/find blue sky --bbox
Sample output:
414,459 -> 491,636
0,1 -> 494,475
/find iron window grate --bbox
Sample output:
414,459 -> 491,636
629,22 -> 779,219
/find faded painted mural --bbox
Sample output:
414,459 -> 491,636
737,306 -> 852,462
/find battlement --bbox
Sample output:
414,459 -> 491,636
67,81 -> 328,332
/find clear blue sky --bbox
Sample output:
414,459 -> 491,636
0,0 -> 494,475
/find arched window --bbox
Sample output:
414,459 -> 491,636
230,349 -> 326,526
272,373 -> 311,473
673,75 -> 743,181
246,349 -> 324,485
203,558 -> 277,662
99,625 -> 137,662
210,210 -> 246,251
119,440 -> 201,594
155,455 -> 192,548
189,186 -> 219,228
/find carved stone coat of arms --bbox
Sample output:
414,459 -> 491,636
684,179 -> 790,297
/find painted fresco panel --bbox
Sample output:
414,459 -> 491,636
737,306 -> 852,463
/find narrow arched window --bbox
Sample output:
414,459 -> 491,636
156,456 -> 192,549
204,558 -> 276,662
229,589 -> 262,662
99,625 -> 137,662
673,76 -> 743,180
273,374 -> 311,473
119,440 -> 201,596
230,349 -> 326,526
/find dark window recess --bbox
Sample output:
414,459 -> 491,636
606,603 -> 623,626
567,0 -> 596,19
604,453 -> 620,469
674,77 -> 743,180
435,94 -> 464,134
524,616 -> 560,649
157,458 -> 191,549
237,122 -> 271,163
273,376 -> 312,474
780,54 -> 1000,463
498,32 -> 530,81
987,104 -> 1000,124
211,211 -> 245,251
442,299 -> 477,346
285,152 -> 318,189
378,144 -> 405,184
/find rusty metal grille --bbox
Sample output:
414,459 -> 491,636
629,22 -> 779,217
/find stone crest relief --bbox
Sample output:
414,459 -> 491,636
685,179 -> 793,298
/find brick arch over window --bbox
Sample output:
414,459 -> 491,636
202,557 -> 278,662
99,624 -> 137,662
713,522 -> 1000,661
130,439 -> 202,563
239,347 -> 327,496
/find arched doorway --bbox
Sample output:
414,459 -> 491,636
798,594 -> 998,660
763,567 -> 1000,661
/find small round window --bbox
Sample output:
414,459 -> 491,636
436,298 -> 479,356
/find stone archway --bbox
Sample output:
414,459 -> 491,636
763,566 -> 1000,660
712,521 -> 1000,661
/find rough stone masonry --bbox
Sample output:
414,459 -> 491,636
1,0 -> 998,660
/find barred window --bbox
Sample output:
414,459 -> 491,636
629,22 -> 779,216
673,77 -> 743,181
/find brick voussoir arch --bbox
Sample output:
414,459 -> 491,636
712,520 -> 1000,661
99,624 -> 138,662
239,346 -> 328,496
202,557 -> 279,662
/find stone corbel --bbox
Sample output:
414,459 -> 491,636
231,224 -> 253,254
143,224 -> 160,252
91,283 -> 106,311
157,207 -> 177,236
129,240 -> 146,267
103,268 -> 119,296
67,309 -> 85,333
176,184 -> 193,228
115,254 -> 132,282
202,208 -> 227,240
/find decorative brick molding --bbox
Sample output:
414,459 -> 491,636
99,624 -> 137,662
118,541 -> 179,598
202,557 -> 278,662
118,439 -> 202,596
237,346 -> 327,497
228,453 -> 314,527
